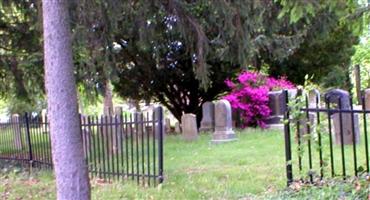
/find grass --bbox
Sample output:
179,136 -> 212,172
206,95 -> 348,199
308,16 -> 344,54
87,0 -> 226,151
0,129 -> 287,199
0,128 -> 369,199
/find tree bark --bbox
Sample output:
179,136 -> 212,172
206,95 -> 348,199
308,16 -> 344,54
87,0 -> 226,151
42,1 -> 90,199
103,79 -> 113,115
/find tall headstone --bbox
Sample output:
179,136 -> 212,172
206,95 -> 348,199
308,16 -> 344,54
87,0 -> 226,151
165,118 -> 171,134
212,100 -> 237,144
364,89 -> 370,110
11,114 -> 23,150
325,89 -> 360,145
308,89 -> 320,108
266,91 -> 286,124
199,102 -> 215,132
175,121 -> 181,133
181,114 -> 198,141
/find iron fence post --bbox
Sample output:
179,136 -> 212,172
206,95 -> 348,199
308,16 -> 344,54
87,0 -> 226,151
283,90 -> 293,186
24,113 -> 33,167
157,106 -> 164,183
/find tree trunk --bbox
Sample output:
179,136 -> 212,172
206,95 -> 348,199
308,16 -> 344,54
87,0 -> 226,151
103,79 -> 113,115
42,1 -> 90,199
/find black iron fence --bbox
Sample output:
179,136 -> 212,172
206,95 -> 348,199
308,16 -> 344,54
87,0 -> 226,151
0,107 -> 164,186
284,90 -> 370,186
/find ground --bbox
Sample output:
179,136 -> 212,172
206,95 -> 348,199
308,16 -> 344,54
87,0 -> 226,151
0,129 -> 369,199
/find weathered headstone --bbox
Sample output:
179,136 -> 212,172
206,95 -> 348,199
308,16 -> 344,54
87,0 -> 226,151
364,89 -> 370,110
165,118 -> 171,134
181,114 -> 198,141
212,100 -> 237,144
297,113 -> 316,138
175,122 -> 181,133
199,101 -> 215,132
308,89 -> 320,108
266,91 -> 286,124
325,89 -> 360,145
11,114 -> 23,150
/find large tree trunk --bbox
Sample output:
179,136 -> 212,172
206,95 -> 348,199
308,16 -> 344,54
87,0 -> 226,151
42,1 -> 90,199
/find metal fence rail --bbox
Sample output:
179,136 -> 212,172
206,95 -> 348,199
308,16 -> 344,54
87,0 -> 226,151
284,90 -> 370,185
0,107 -> 164,186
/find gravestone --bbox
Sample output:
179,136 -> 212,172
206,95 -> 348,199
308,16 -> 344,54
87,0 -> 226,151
212,100 -> 237,144
309,89 -> 320,108
165,118 -> 171,134
266,91 -> 286,124
175,122 -> 181,133
11,114 -> 23,150
199,102 -> 215,132
325,89 -> 360,145
297,113 -> 316,139
181,114 -> 198,141
364,89 -> 370,110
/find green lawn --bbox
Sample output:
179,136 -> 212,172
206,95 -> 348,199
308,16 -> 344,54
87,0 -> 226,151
0,128 -> 368,199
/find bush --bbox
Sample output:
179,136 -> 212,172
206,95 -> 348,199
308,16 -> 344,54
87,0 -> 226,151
223,71 -> 294,128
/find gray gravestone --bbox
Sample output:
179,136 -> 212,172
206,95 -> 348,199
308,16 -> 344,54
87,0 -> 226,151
309,89 -> 320,108
11,114 -> 23,150
175,122 -> 181,133
325,89 -> 360,145
212,100 -> 237,144
181,114 -> 198,141
199,102 -> 215,132
364,89 -> 370,110
266,91 -> 286,124
165,118 -> 171,134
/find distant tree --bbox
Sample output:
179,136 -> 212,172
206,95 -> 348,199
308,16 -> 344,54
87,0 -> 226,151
42,0 -> 90,199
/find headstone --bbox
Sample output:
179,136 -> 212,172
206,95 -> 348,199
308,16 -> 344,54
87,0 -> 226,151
364,89 -> 370,110
212,100 -> 237,144
308,89 -> 320,108
199,102 -> 215,132
175,122 -> 181,133
165,118 -> 171,134
11,114 -> 23,150
297,113 -> 316,139
324,89 -> 360,145
181,114 -> 198,141
266,91 -> 286,124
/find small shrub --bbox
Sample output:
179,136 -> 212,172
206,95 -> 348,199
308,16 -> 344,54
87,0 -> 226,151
224,71 -> 294,128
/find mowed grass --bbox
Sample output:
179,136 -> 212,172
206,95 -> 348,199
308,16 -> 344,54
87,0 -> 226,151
0,129 -> 287,199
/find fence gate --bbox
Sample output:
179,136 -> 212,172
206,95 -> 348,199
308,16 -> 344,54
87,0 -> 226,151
0,107 -> 165,186
283,90 -> 370,185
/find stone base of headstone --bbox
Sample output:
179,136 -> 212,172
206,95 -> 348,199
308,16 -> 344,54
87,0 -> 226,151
199,123 -> 214,133
267,123 -> 284,130
332,113 -> 360,145
266,115 -> 283,124
211,130 -> 237,144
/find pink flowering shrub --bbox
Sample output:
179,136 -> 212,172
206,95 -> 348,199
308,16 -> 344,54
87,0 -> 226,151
224,71 -> 295,128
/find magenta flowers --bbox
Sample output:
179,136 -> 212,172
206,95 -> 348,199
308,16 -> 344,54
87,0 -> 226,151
224,71 -> 294,128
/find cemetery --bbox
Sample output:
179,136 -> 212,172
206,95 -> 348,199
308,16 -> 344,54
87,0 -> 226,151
0,1 -> 369,200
